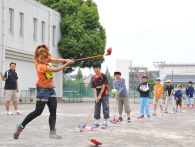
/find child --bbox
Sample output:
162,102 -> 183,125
13,44 -> 74,139
113,70 -> 131,122
153,78 -> 164,116
175,86 -> 183,112
91,61 -> 109,129
137,75 -> 150,119
164,80 -> 175,113
185,81 -> 194,110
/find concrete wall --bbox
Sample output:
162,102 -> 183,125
0,0 -> 63,98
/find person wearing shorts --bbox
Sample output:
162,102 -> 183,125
91,61 -> 110,129
13,44 -> 74,139
1,62 -> 22,116
175,86 -> 183,112
113,70 -> 131,122
185,81 -> 194,110
164,80 -> 175,113
153,78 -> 164,116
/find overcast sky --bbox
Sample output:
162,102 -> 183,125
73,0 -> 195,76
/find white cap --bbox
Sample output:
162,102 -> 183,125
114,70 -> 121,74
166,79 -> 172,83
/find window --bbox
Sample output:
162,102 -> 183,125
19,12 -> 24,37
41,21 -> 45,43
53,26 -> 56,46
33,18 -> 37,41
9,8 -> 14,33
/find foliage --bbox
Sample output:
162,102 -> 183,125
39,0 -> 106,73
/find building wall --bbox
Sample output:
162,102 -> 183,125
116,59 -> 132,92
160,65 -> 195,81
0,0 -> 62,98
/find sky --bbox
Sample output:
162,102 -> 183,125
72,0 -> 195,76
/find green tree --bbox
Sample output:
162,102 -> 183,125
39,0 -> 106,73
76,68 -> 83,80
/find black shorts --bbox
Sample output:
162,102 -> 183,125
176,99 -> 182,106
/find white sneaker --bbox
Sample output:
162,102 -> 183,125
7,111 -> 13,116
16,110 -> 22,115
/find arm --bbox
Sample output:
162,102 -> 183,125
1,72 -> 7,81
50,57 -> 70,63
46,60 -> 74,72
97,84 -> 106,100
93,88 -> 98,102
16,81 -> 19,93
118,79 -> 125,94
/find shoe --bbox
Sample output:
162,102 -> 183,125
7,111 -> 13,116
164,111 -> 168,114
152,113 -> 157,116
49,129 -> 62,139
92,122 -> 99,128
16,110 -> 22,115
118,117 -> 123,122
102,122 -> 108,129
175,110 -> 179,112
14,124 -> 24,139
127,117 -> 131,122
147,115 -> 150,118
137,115 -> 144,119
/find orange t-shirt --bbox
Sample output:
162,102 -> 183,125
35,58 -> 54,88
153,84 -> 164,99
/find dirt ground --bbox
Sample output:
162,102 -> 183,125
0,98 -> 195,147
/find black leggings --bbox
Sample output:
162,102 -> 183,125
21,97 -> 57,130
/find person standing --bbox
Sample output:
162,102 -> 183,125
1,62 -> 22,116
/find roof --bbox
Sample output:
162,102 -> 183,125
162,75 -> 195,82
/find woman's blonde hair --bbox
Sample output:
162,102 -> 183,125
34,44 -> 51,61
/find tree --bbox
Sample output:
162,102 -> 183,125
105,67 -> 114,90
76,68 -> 83,80
39,0 -> 106,73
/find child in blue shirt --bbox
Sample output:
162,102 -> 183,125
137,75 -> 150,119
175,86 -> 183,112
185,81 -> 194,110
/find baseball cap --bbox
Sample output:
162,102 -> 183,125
156,78 -> 161,81
166,79 -> 172,83
142,75 -> 148,79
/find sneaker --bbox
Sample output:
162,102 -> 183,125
7,111 -> 13,116
102,122 -> 108,129
92,122 -> 99,128
137,115 -> 144,119
16,110 -> 22,115
13,124 -> 24,139
118,117 -> 123,122
147,115 -> 150,118
175,110 -> 179,113
49,130 -> 62,139
164,111 -> 168,114
127,117 -> 131,122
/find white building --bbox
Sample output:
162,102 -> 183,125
160,64 -> 195,81
116,59 -> 132,92
0,0 -> 62,100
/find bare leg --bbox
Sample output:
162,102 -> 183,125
159,105 -> 163,111
5,101 -> 10,111
127,113 -> 130,118
13,101 -> 18,110
154,104 -> 157,112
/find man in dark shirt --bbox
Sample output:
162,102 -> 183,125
164,80 -> 175,113
1,62 -> 22,115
